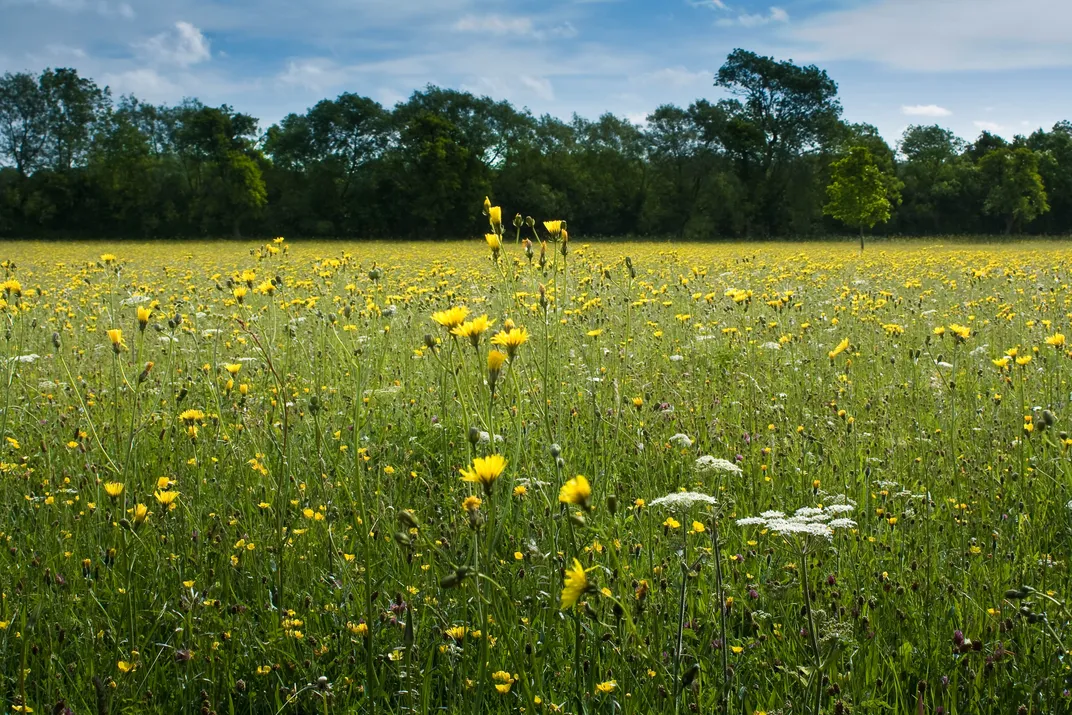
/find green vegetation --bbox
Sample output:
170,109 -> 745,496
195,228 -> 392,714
1,236 -> 1072,714
1,49 -> 1070,239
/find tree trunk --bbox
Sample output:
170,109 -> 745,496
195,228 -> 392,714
859,226 -> 865,252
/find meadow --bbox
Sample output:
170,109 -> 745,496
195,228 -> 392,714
1,235 -> 1071,715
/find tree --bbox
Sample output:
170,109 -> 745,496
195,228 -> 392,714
713,49 -> 842,235
978,146 -> 1049,234
823,146 -> 893,250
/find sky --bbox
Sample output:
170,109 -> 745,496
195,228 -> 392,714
2,0 -> 1070,146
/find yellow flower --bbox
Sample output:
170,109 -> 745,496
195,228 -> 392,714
492,670 -> 514,694
132,503 -> 150,525
118,660 -> 137,673
586,328 -> 603,337
107,328 -> 125,351
691,520 -> 706,534
992,356 -> 1010,369
490,327 -> 529,358
157,476 -> 173,490
445,625 -> 468,641
1045,333 -> 1066,348
225,363 -> 242,375
828,337 -> 849,359
233,286 -> 248,302
155,490 -> 180,508
104,482 -> 124,498
488,206 -> 503,232
462,495 -> 483,513
560,558 -> 593,609
595,680 -> 617,694
460,454 -> 506,492
487,349 -> 507,374
485,233 -> 502,254
663,517 -> 681,530
179,409 -> 205,424
348,622 -> 369,637
452,315 -> 495,348
632,396 -> 644,409
544,220 -> 564,239
948,323 -> 971,342
1016,355 -> 1032,366
432,305 -> 469,330
136,306 -> 151,329
558,475 -> 592,510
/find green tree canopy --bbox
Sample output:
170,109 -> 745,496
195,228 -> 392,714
978,146 -> 1049,234
823,146 -> 894,250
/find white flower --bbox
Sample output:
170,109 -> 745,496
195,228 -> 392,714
649,491 -> 719,509
694,455 -> 743,475
736,504 -> 855,541
669,433 -> 693,448
669,355 -> 684,362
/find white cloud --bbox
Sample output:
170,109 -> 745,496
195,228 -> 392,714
718,7 -> 789,28
100,68 -> 183,102
278,58 -> 349,91
789,0 -> 1072,71
972,120 -> 1004,133
136,21 -> 210,67
902,104 -> 951,118
687,0 -> 727,9
631,66 -> 710,88
453,15 -> 534,36
519,75 -> 555,101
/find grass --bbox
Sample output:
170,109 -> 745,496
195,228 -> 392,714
1,238 -> 1071,715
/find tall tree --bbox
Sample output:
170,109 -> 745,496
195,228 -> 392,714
978,146 -> 1049,234
824,146 -> 893,250
713,49 -> 842,235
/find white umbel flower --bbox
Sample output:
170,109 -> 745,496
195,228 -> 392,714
695,455 -> 743,475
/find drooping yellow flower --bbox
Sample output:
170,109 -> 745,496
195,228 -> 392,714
560,558 -> 593,609
460,454 -> 507,492
490,327 -> 529,358
485,233 -> 502,255
558,475 -> 592,510
452,315 -> 495,348
828,337 -> 849,359
104,482 -> 124,498
107,328 -> 125,351
432,305 -> 469,330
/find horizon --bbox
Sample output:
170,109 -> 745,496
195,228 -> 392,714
3,0 -> 1070,145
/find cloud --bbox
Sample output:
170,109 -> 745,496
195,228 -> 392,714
687,0 -> 727,9
453,15 -> 534,36
519,75 -> 554,101
789,0 -> 1072,71
902,104 -> 951,118
631,66 -> 710,88
278,58 -> 350,91
718,7 -> 788,28
136,21 -> 211,67
100,68 -> 183,102
972,120 -> 1004,133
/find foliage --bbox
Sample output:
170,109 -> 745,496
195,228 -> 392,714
978,146 -> 1051,234
1,237 -> 1072,714
823,146 -> 895,249
0,52 -> 1067,239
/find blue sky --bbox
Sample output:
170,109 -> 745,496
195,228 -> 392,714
2,0 -> 1070,146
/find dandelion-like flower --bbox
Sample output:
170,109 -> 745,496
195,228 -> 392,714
452,315 -> 495,348
828,337 -> 849,359
558,475 -> 592,510
432,306 -> 469,331
460,454 -> 506,493
560,558 -> 593,609
491,327 -> 529,359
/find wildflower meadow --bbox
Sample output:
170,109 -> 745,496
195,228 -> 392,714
1,228 -> 1072,715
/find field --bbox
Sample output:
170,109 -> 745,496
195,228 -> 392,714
1,238 -> 1072,715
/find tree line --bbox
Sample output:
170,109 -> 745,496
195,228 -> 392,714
0,50 -> 1068,240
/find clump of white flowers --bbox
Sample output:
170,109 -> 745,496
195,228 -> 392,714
648,491 -> 719,509
669,433 -> 693,448
736,504 -> 856,540
694,455 -> 742,476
